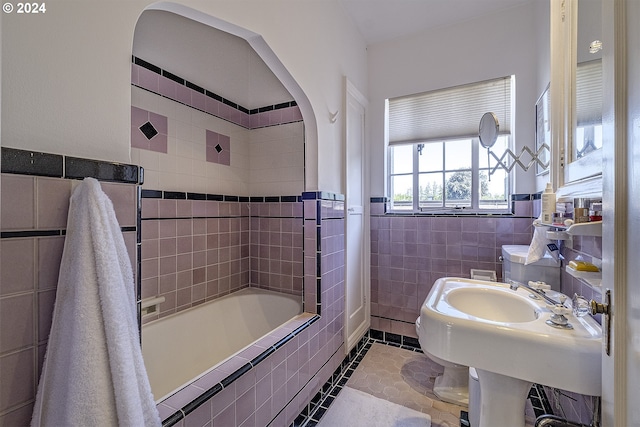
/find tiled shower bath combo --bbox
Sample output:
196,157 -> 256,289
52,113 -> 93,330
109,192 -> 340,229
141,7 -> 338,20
0,149 -> 348,426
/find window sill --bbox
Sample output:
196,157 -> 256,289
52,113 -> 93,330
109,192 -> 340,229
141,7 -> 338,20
384,209 -> 513,217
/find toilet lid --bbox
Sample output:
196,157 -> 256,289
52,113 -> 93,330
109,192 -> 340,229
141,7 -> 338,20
501,245 -> 561,267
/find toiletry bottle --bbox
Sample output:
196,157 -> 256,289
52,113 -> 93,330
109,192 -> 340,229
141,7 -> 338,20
541,183 -> 556,224
574,198 -> 589,223
590,202 -> 603,221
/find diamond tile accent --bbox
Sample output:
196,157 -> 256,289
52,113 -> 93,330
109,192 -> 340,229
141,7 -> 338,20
140,121 -> 158,140
206,130 -> 231,166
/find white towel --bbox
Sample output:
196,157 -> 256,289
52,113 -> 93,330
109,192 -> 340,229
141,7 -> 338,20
525,219 -> 551,265
31,178 -> 160,427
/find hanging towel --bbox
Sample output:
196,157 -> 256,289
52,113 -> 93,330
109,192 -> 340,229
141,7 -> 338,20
525,218 -> 551,265
31,178 -> 161,427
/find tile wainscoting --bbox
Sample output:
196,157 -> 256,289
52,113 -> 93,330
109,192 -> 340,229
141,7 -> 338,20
0,148 -> 141,425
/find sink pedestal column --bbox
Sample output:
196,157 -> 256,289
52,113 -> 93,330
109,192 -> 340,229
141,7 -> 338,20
476,368 -> 533,427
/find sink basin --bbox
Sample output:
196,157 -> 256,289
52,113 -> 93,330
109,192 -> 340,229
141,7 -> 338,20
446,287 -> 539,323
419,277 -> 602,427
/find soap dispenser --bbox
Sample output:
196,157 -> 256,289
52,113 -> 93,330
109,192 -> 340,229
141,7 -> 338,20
541,183 -> 556,224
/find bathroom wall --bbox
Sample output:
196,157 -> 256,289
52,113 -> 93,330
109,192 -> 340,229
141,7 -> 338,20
370,196 -> 536,336
0,152 -> 140,425
1,0 -> 367,195
367,1 -> 546,197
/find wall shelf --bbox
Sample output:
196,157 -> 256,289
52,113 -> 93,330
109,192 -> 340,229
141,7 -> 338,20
564,221 -> 602,236
566,265 -> 602,287
539,220 -> 602,238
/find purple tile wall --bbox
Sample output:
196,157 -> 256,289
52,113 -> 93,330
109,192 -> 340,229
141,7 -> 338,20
0,173 -> 138,426
140,197 -> 305,322
249,202 -> 304,296
370,200 -> 535,338
140,197 -> 250,321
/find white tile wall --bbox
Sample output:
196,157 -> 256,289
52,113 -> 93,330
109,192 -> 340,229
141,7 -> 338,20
132,86 -> 303,196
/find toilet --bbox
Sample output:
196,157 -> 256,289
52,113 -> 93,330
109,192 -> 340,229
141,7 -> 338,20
416,244 -> 562,408
501,244 -> 562,292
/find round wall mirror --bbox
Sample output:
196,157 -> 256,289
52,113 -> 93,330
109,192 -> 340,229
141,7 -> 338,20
479,112 -> 499,148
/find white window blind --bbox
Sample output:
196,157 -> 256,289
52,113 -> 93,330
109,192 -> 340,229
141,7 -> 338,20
388,76 -> 513,146
575,59 -> 602,126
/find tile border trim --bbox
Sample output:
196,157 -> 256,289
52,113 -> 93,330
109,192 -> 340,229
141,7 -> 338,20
141,188 -> 302,203
132,57 -> 302,130
1,147 -> 142,184
133,56 -> 298,117
369,193 -> 538,218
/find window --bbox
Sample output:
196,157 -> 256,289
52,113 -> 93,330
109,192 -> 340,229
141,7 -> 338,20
387,76 -> 513,213
389,137 -> 509,211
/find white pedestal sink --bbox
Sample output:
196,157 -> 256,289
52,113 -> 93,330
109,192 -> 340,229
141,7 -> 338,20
418,278 -> 602,427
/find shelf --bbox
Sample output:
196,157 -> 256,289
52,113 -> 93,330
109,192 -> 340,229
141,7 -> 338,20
539,220 -> 602,237
565,221 -> 602,236
566,265 -> 602,287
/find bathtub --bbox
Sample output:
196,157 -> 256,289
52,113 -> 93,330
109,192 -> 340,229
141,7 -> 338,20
142,287 -> 302,400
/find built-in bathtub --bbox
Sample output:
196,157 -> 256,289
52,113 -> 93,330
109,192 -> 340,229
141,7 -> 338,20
142,287 -> 303,402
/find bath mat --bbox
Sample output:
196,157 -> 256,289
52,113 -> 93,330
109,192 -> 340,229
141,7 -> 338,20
318,386 -> 431,427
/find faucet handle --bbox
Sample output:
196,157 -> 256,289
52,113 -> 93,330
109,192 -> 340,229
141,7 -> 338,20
528,281 -> 551,290
547,303 -> 571,316
572,294 -> 591,317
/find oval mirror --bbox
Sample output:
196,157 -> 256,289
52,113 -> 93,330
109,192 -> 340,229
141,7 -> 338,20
479,112 -> 499,148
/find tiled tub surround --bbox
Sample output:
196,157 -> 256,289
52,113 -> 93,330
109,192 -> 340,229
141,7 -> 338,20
0,155 -> 140,425
153,192 -> 346,426
140,192 -> 304,321
369,196 -> 537,337
131,58 -> 305,197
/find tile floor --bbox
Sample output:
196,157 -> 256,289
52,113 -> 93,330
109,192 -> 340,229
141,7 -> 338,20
347,342 -> 464,427
299,338 -> 537,427
298,339 -> 465,426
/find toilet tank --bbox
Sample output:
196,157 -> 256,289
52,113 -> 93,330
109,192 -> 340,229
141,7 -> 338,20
501,245 -> 562,291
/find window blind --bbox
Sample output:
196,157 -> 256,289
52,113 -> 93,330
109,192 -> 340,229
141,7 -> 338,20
388,76 -> 513,146
575,59 -> 602,126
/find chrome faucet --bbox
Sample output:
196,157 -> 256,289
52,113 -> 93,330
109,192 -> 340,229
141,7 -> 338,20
509,280 -> 576,329
508,280 -> 561,306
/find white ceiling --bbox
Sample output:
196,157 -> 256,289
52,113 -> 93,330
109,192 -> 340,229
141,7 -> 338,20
133,1 -> 533,110
340,0 -> 534,45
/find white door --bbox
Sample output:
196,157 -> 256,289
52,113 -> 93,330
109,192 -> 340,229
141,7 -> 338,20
344,78 -> 369,353
602,0 -> 639,424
